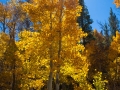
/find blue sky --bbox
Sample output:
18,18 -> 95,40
0,0 -> 120,31
0,0 -> 8,4
84,0 -> 120,31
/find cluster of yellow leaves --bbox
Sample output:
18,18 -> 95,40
85,30 -> 106,58
85,30 -> 109,82
20,0 -> 90,89
0,33 -> 22,89
93,72 -> 108,90
0,32 -> 9,57
0,0 -> 92,89
108,31 -> 120,79
0,3 -> 11,20
109,31 -> 120,60
16,30 -> 50,89
16,29 -> 88,89
114,0 -> 120,7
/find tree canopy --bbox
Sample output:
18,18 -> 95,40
0,0 -> 119,90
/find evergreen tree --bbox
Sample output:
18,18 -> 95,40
77,0 -> 93,45
98,22 -> 110,46
98,8 -> 120,44
109,7 -> 120,37
100,22 -> 109,38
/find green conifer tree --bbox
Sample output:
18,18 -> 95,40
77,0 -> 93,46
109,7 -> 120,37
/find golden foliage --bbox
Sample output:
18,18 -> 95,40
114,0 -> 120,7
20,0 -> 89,89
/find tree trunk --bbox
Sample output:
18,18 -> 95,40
55,1 -> 63,90
56,71 -> 59,90
48,71 -> 53,90
12,60 -> 16,90
47,5 -> 54,90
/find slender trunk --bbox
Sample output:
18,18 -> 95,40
56,71 -> 60,90
12,58 -> 16,90
11,24 -> 16,90
56,31 -> 61,90
56,30 -> 61,90
48,45 -> 53,90
48,6 -> 53,90
48,70 -> 53,90
11,40 -> 16,90
56,1 -> 63,90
